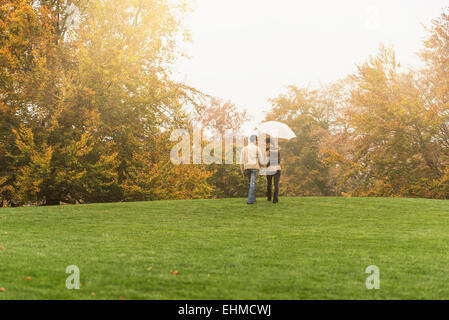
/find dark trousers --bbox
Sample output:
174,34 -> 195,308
267,171 -> 281,202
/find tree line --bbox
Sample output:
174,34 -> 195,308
0,1 -> 448,206
268,9 -> 449,199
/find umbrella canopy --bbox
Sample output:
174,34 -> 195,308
258,121 -> 296,140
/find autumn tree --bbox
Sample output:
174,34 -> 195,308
419,7 -> 449,198
266,86 -> 335,196
1,0 -> 212,205
0,0 -> 64,205
193,98 -> 251,198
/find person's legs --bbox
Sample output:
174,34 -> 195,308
266,175 -> 273,201
247,169 -> 258,204
246,170 -> 251,183
273,171 -> 281,203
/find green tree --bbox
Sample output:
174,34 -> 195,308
266,86 -> 334,196
194,98 -> 252,198
1,0 -> 212,205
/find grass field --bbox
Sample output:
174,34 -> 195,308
0,197 -> 449,300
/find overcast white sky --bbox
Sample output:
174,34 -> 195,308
173,0 -> 449,126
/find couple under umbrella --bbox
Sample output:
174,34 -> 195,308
240,121 -> 296,205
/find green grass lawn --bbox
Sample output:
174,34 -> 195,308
0,197 -> 449,300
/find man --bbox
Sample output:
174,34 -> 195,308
240,135 -> 267,205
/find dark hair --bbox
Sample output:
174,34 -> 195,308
265,137 -> 271,150
249,135 -> 257,143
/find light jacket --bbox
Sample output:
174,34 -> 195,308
240,143 -> 267,173
261,147 -> 281,176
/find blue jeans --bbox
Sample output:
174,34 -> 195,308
245,169 -> 259,204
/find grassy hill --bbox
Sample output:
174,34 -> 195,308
0,197 -> 449,300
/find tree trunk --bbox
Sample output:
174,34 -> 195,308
45,192 -> 61,206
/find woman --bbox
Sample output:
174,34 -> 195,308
263,137 -> 281,203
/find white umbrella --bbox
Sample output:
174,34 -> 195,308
258,121 -> 296,140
